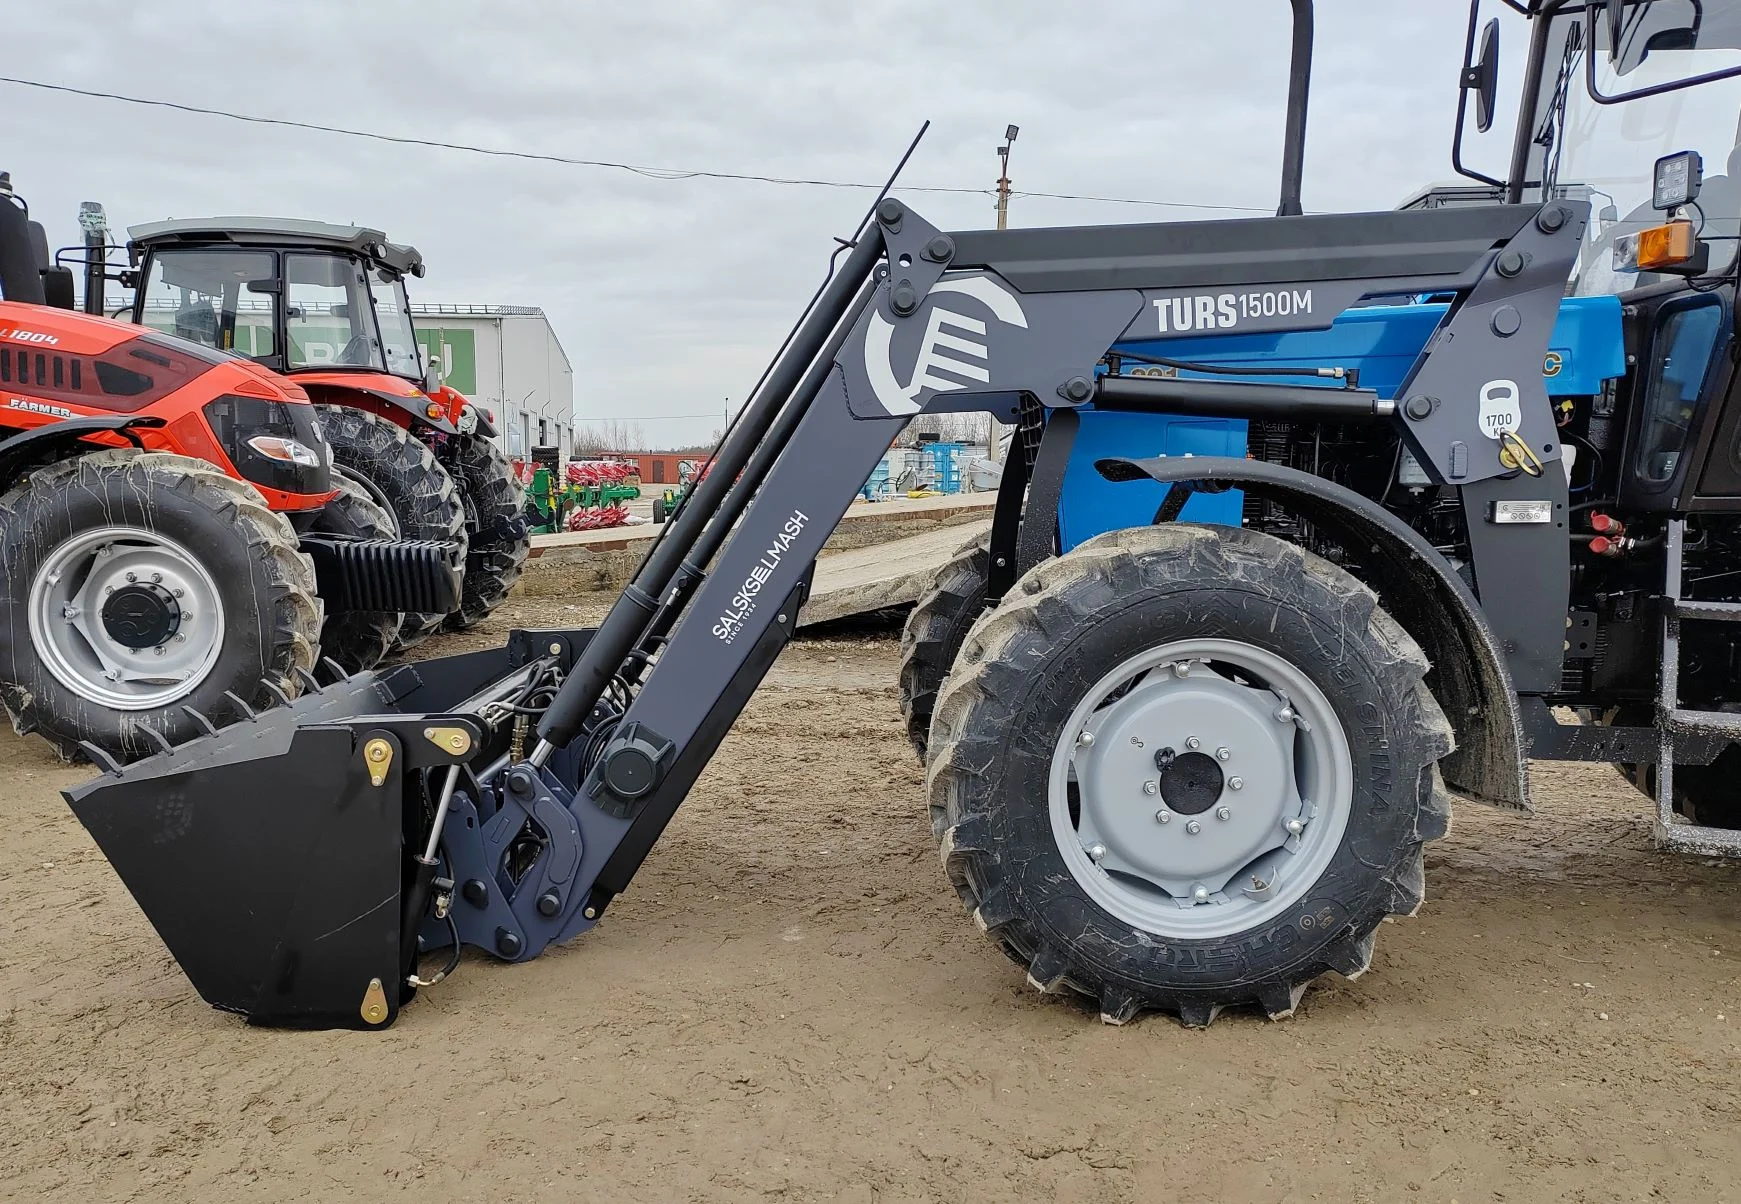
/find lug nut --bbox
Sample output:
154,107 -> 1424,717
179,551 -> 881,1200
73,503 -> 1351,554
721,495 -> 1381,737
173,588 -> 185,598
1229,777 -> 1244,791
151,572 -> 162,583
125,572 -> 137,582
1186,820 -> 1201,835
1192,886 -> 1210,901
1216,806 -> 1231,821
1086,843 -> 1107,862
174,633 -> 186,642
181,611 -> 192,621
1076,730 -> 1095,748
1143,780 -> 1158,796
1276,705 -> 1296,723
1216,747 -> 1231,761
1186,736 -> 1201,750
1155,810 -> 1170,824
153,646 -> 165,656
1285,818 -> 1305,835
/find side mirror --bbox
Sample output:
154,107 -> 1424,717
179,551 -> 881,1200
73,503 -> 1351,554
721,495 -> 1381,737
1466,18 -> 1501,133
40,265 -> 76,310
245,277 -> 281,295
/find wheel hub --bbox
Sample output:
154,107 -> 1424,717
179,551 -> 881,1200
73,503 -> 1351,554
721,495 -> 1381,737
27,526 -> 226,711
1158,749 -> 1223,815
101,581 -> 181,649
1049,638 -> 1353,940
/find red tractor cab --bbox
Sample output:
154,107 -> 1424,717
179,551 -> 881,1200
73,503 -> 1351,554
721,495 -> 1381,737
126,219 -> 528,645
0,174 -> 457,762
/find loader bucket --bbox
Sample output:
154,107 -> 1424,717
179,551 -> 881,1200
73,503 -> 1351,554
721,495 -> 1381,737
63,633 -> 591,1028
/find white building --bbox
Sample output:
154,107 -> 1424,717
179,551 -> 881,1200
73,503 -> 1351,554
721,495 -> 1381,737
411,304 -> 574,463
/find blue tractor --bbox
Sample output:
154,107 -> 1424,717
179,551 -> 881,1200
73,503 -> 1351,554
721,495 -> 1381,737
61,0 -> 1741,1031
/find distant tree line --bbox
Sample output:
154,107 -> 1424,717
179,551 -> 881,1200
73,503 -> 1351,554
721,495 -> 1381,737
571,418 -> 721,458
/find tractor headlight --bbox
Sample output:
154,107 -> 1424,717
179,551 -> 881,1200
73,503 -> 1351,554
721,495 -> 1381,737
247,436 -> 324,467
203,394 -> 333,503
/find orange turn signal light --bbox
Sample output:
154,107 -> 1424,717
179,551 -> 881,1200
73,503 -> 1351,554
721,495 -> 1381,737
425,401 -> 445,419
1637,219 -> 1698,271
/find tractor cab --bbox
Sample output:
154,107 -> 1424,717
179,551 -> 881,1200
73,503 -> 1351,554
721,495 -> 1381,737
128,218 -> 427,379
1492,2 -> 1741,516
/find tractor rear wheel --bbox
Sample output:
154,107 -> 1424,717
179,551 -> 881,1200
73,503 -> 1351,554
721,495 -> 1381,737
315,405 -> 466,650
444,434 -> 528,630
898,534 -> 988,762
927,524 -> 1453,1026
0,450 -> 322,762
309,476 -> 402,680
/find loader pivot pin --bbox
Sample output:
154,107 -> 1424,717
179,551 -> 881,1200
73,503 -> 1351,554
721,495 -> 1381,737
363,737 -> 394,787
360,977 -> 389,1026
422,726 -> 472,756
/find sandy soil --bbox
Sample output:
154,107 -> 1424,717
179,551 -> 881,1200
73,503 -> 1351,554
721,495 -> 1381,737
2,597 -> 1738,1203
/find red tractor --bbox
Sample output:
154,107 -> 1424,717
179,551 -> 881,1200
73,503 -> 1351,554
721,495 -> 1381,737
122,219 -> 529,648
0,173 -> 458,760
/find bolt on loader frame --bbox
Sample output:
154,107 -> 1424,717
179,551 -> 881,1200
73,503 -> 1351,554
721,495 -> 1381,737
62,0 -> 1741,1029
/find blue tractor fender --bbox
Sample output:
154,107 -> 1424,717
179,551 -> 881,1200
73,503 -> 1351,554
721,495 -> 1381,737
1095,453 -> 1529,813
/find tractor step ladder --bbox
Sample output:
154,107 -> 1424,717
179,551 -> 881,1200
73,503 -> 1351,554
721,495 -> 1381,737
1654,518 -> 1741,856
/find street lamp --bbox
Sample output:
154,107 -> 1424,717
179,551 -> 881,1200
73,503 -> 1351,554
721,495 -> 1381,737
996,124 -> 1019,230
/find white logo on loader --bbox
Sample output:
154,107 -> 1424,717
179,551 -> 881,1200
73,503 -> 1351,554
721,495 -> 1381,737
1477,379 -> 1520,439
864,275 -> 1028,415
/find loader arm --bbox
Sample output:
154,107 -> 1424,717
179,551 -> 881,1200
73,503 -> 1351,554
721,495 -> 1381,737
66,193 -> 1589,1028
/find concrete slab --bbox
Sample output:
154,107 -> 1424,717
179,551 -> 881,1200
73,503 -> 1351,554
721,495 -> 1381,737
801,518 -> 989,626
528,490 -> 996,556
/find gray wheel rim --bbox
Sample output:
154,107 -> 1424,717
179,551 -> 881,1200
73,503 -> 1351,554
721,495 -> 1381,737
1048,637 -> 1353,940
27,525 -> 227,711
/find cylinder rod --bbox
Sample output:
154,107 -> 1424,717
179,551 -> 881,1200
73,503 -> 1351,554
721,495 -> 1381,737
533,227 -> 888,755
629,275 -> 881,673
1096,373 -> 1391,421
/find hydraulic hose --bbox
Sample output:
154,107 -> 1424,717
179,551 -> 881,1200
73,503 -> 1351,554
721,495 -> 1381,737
530,227 -> 888,760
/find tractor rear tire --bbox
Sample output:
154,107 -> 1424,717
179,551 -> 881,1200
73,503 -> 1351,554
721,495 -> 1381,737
927,524 -> 1453,1027
0,450 -> 322,762
444,434 -> 529,630
898,534 -> 988,762
309,476 -> 402,680
315,405 -> 466,650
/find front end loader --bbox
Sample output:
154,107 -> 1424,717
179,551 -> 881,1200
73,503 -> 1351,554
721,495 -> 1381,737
63,0 -> 1741,1030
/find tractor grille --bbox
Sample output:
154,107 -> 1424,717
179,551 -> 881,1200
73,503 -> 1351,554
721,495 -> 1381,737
300,536 -> 464,615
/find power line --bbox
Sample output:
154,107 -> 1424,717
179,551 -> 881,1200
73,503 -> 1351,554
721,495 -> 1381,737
572,413 -> 722,423
0,75 -> 1273,215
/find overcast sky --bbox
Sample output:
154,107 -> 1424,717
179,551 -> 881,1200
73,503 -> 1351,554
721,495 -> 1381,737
9,1 -> 1528,448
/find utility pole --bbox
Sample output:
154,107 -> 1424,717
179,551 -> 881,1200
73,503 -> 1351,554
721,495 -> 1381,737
995,124 -> 1019,231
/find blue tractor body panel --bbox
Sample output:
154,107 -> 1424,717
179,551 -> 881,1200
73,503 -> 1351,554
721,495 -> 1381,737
1056,295 -> 1626,551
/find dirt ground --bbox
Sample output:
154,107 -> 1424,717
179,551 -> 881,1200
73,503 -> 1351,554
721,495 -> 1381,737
2,595 -> 1738,1204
